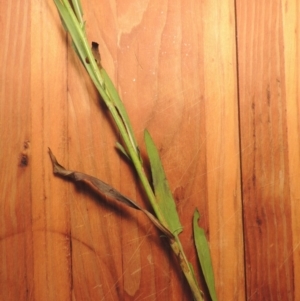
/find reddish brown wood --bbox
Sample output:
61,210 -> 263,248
236,0 -> 300,300
1,0 -> 298,300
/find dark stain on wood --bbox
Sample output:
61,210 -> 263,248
19,140 -> 30,167
20,154 -> 28,167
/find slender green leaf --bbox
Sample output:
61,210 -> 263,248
53,0 -> 104,89
71,0 -> 84,25
193,209 -> 218,301
54,2 -> 140,161
115,142 -> 130,159
100,68 -> 140,159
89,43 -> 139,158
144,130 -> 182,235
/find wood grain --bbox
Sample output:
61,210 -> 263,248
283,1 -> 300,300
236,0 -> 300,300
0,0 -> 298,300
0,1 -> 32,300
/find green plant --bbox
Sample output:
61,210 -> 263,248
51,1 -> 218,300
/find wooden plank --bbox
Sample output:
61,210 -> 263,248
200,0 -> 245,300
0,0 -> 244,300
0,3 -> 69,298
282,1 -> 300,300
0,2 -> 32,300
236,0 -> 299,299
30,0 -> 72,300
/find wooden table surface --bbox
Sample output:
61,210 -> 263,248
1,0 -> 299,300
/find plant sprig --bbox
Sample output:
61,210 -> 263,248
52,1 -> 218,300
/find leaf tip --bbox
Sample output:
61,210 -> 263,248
193,208 -> 201,222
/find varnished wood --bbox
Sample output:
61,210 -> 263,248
0,0 -> 298,300
237,0 -> 299,300
283,2 -> 300,300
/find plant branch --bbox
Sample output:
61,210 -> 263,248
52,0 -> 206,300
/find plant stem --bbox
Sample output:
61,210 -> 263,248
108,106 -> 204,300
53,1 -> 205,299
170,237 -> 204,301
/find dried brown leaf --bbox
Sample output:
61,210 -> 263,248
48,148 -> 174,239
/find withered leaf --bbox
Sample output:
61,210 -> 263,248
91,41 -> 101,67
48,148 -> 174,239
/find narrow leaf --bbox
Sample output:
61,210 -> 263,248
71,0 -> 84,25
53,0 -> 104,89
144,130 -> 182,235
193,209 -> 218,301
100,67 -> 140,158
90,41 -> 140,161
53,0 -> 141,163
115,142 -> 130,159
48,148 -> 173,239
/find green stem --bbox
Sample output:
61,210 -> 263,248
107,108 -> 204,300
104,104 -> 204,301
171,237 -> 204,301
108,104 -> 204,301
53,1 -> 204,300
